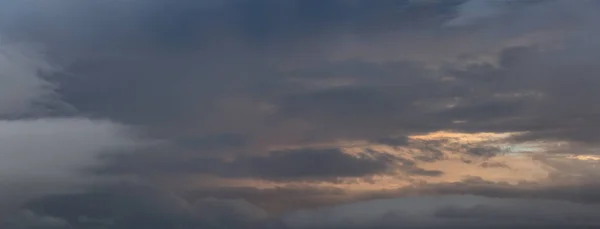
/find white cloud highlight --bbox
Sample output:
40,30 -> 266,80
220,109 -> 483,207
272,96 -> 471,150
0,37 -> 56,116
0,118 -> 144,210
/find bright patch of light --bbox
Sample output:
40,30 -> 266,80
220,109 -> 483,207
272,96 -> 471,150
567,155 -> 600,161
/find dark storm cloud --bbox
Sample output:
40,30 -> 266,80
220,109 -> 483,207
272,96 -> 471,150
15,185 -> 272,229
229,148 -> 397,181
280,194 -> 600,229
174,133 -> 247,151
185,186 -> 348,213
17,181 -> 600,229
16,180 -> 600,229
98,148 -> 441,182
359,177 -> 600,205
4,0 -> 593,151
1,211 -> 70,229
0,0 -> 468,143
445,43 -> 600,145
5,0 -> 597,147
272,61 -> 453,141
3,0 -> 600,228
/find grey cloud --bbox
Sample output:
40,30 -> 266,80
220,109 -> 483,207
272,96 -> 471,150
403,140 -> 448,162
0,26 -> 148,213
20,185 -> 272,229
98,148 -> 427,182
274,17 -> 600,146
433,201 -> 596,223
2,210 -> 70,229
281,195 -> 600,229
274,61 -> 447,137
444,0 -> 516,27
5,0 -> 594,151
193,197 -> 269,227
466,146 -> 504,157
174,133 -> 247,151
398,138 -> 510,163
447,42 -> 600,144
17,178 -> 600,229
0,1 -> 462,131
232,149 -> 396,181
0,34 -> 69,118
14,190 -> 600,229
0,118 -> 146,212
2,0 -> 600,227
361,176 -> 600,205
185,186 -> 348,213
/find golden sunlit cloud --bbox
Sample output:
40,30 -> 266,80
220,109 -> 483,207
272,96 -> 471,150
567,155 -> 600,161
408,131 -> 517,142
176,131 -> 598,203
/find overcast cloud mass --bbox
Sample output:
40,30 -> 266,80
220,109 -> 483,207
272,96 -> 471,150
2,0 -> 600,228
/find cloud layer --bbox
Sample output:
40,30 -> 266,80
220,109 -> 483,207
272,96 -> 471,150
0,29 -> 146,213
282,195 -> 600,229
2,0 -> 600,228
0,118 -> 142,210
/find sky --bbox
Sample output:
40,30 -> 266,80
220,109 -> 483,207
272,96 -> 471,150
1,0 -> 600,228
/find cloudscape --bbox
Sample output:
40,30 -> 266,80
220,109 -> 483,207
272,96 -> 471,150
2,0 -> 600,228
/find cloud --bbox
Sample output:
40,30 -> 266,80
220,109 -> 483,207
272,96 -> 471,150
0,28 -> 146,213
14,183 -> 600,229
1,210 -> 70,229
98,148 -> 419,182
20,185 -> 272,229
445,0 -> 506,27
186,186 -> 348,213
0,118 -> 144,211
194,197 -> 270,227
281,195 -> 600,229
8,0 -> 592,151
1,1 -> 600,228
0,36 -> 58,117
358,168 -> 600,205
